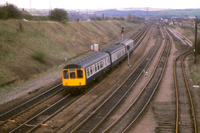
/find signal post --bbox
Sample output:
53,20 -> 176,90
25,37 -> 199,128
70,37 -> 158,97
121,27 -> 124,41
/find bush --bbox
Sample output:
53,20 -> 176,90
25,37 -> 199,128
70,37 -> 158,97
0,3 -> 22,20
49,8 -> 68,22
22,14 -> 33,20
0,6 -> 7,19
119,17 -> 125,21
195,19 -> 200,24
32,50 -> 48,64
97,17 -> 102,21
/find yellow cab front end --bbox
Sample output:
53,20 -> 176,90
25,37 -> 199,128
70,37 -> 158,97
62,68 -> 86,87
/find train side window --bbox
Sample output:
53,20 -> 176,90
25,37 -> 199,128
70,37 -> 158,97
97,63 -> 100,70
90,66 -> 93,75
105,59 -> 107,66
70,72 -> 76,79
108,57 -> 110,64
86,68 -> 90,77
95,64 -> 97,72
100,61 -> 103,68
113,54 -> 115,61
77,70 -> 83,78
63,70 -> 69,79
115,53 -> 117,60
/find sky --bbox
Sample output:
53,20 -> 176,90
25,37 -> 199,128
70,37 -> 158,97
0,0 -> 200,10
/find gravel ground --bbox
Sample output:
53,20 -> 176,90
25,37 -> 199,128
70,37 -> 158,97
129,25 -> 168,133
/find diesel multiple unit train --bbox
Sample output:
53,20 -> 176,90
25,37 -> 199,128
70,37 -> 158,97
62,39 -> 134,94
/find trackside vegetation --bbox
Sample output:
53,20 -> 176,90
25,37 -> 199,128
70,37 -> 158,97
49,8 -> 68,22
0,3 -> 22,20
172,25 -> 200,90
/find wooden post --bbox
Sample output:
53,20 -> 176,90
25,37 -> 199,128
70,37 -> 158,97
194,22 -> 197,64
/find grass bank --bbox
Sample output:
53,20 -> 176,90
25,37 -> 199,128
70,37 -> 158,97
0,19 -> 139,91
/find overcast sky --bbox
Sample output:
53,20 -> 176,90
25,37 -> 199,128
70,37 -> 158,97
0,0 -> 200,10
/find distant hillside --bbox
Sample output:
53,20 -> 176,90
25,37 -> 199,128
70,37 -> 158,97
95,8 -> 200,17
156,9 -> 200,17
95,9 -> 162,16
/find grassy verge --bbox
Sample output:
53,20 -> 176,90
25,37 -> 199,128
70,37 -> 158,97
189,55 -> 200,93
174,25 -> 200,93
0,20 -> 141,92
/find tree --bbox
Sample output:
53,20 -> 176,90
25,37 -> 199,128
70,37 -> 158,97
126,13 -> 133,22
6,4 -> 22,19
0,6 -> 7,19
49,8 -> 68,22
0,3 -> 22,19
105,17 -> 109,20
119,16 -> 125,21
97,17 -> 102,21
195,19 -> 200,24
113,17 -> 117,20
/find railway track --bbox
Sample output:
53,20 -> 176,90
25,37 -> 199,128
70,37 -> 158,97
101,26 -> 172,133
62,25 -> 163,133
9,94 -> 83,133
0,24 -> 151,133
167,27 -> 193,47
173,40 -> 197,132
0,84 -> 63,129
42,23 -> 152,133
132,24 -> 152,50
166,26 -> 197,133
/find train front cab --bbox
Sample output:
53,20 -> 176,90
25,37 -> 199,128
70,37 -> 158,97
62,68 -> 86,88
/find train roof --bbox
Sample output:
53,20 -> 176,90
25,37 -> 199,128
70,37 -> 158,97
120,39 -> 134,46
64,52 -> 109,69
103,44 -> 125,54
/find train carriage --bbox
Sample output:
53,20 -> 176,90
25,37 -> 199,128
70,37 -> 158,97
103,44 -> 126,67
120,39 -> 134,53
62,52 -> 111,93
62,39 -> 134,94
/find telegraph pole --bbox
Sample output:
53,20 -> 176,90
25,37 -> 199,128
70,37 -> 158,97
194,22 -> 197,64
